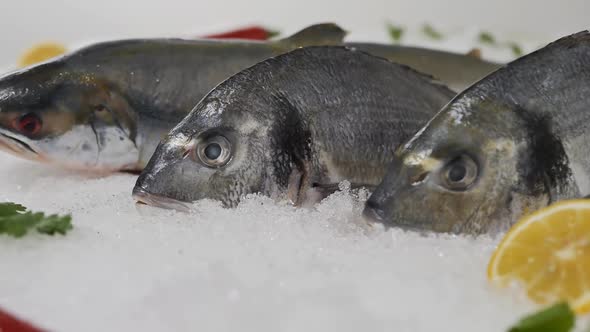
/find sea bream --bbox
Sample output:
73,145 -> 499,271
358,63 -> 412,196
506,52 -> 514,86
0,24 -> 499,172
0,24 -> 346,171
132,46 -> 455,209
364,31 -> 590,235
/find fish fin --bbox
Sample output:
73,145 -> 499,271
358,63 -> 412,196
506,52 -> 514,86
466,48 -> 482,59
542,172 -> 556,204
121,169 -> 142,175
287,161 -> 313,206
278,23 -> 347,48
287,168 -> 304,205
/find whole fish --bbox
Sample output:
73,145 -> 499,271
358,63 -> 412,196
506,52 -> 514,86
0,24 -> 346,171
132,46 -> 455,209
364,31 -> 590,235
0,23 -> 498,172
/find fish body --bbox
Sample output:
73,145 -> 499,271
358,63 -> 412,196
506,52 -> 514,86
364,31 -> 590,235
348,43 -> 501,92
0,24 -> 346,171
0,23 -> 496,172
132,46 -> 455,209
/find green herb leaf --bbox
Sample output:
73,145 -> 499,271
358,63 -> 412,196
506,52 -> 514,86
387,23 -> 404,42
0,212 -> 45,237
508,42 -> 524,56
478,31 -> 496,44
36,214 -> 73,235
0,202 -> 73,237
0,202 -> 26,217
422,24 -> 443,40
508,303 -> 575,332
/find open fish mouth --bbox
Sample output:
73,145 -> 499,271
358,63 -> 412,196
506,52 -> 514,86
132,186 -> 191,212
0,131 -> 42,161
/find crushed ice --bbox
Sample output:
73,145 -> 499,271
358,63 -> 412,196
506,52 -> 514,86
0,152 -> 560,332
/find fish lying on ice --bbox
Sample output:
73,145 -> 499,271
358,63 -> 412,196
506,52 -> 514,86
0,23 -> 499,172
0,24 -> 346,171
363,31 -> 590,235
132,46 -> 455,209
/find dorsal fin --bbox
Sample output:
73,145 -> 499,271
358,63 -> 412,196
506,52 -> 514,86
278,23 -> 347,47
462,31 -> 590,99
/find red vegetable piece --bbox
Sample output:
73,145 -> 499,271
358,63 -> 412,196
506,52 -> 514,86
0,308 -> 44,332
203,26 -> 279,40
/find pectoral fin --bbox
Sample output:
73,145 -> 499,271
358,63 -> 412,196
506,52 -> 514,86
287,161 -> 315,206
287,168 -> 305,205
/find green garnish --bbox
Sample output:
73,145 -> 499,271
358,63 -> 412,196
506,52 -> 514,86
508,303 -> 575,332
477,31 -> 524,58
478,31 -> 497,44
508,42 -> 524,56
387,23 -> 404,42
422,24 -> 443,40
0,202 -> 72,237
0,202 -> 26,216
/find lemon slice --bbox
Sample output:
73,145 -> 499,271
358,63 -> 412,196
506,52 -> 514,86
488,199 -> 590,314
19,43 -> 67,67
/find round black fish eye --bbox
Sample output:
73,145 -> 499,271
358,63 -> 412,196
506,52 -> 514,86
204,143 -> 222,160
440,155 -> 478,191
195,135 -> 232,168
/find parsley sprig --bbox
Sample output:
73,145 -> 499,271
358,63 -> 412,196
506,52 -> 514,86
0,202 -> 72,237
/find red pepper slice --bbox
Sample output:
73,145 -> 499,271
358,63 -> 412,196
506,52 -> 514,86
203,26 -> 279,40
0,307 -> 44,332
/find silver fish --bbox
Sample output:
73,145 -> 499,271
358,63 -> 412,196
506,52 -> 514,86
0,24 -> 498,172
364,31 -> 590,235
132,46 -> 455,209
0,24 -> 346,172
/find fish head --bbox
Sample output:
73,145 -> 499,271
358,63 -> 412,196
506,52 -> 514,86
134,88 -> 276,209
0,62 -> 139,171
364,96 -> 555,234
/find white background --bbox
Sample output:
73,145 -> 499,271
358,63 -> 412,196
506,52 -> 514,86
0,0 -> 588,66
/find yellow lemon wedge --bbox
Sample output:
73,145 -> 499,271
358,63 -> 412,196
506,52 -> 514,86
19,43 -> 67,67
488,199 -> 590,314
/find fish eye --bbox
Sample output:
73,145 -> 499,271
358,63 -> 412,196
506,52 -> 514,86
194,135 -> 232,168
440,154 -> 478,191
13,113 -> 42,136
204,143 -> 222,160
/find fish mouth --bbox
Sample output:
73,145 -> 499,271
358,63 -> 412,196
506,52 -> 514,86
0,131 -> 42,161
362,199 -> 386,223
362,201 -> 440,233
132,186 -> 191,212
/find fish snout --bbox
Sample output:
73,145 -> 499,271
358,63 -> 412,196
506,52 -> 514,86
132,185 -> 190,212
0,130 -> 42,161
362,198 -> 387,223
